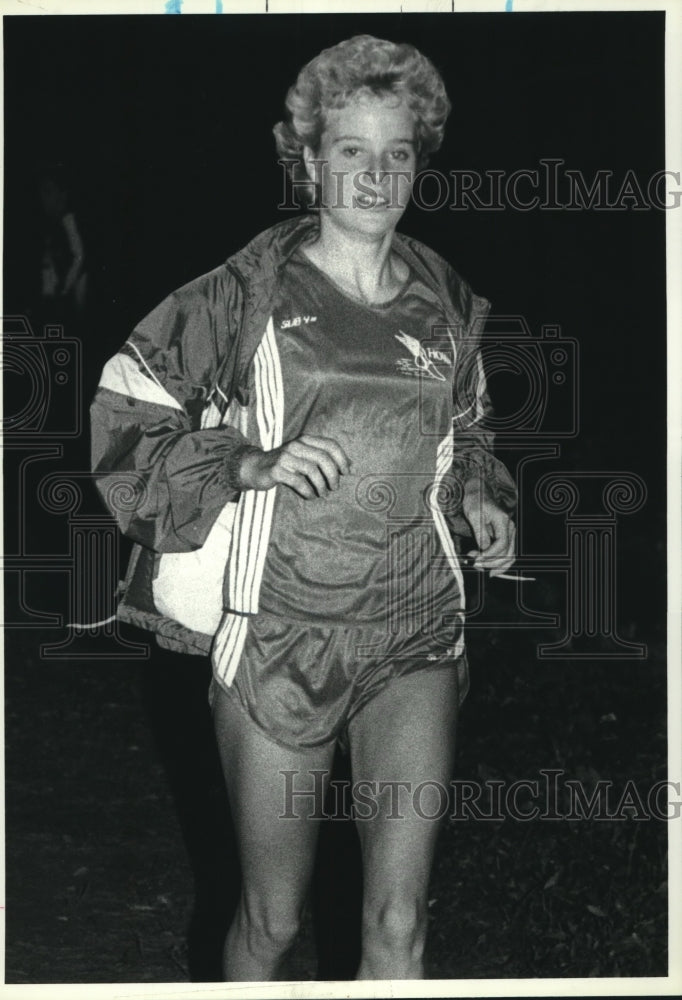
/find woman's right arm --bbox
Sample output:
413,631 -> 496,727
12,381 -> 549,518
90,269 -> 254,554
238,434 -> 351,498
91,270 -> 352,552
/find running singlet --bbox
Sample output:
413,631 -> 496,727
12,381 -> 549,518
251,249 -> 465,634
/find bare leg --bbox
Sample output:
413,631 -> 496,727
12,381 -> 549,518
213,686 -> 336,981
348,665 -> 460,980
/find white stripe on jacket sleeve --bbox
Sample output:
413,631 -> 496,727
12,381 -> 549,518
212,317 -> 284,688
98,352 -> 184,412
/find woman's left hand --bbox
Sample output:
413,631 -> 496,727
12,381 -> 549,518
462,489 -> 516,577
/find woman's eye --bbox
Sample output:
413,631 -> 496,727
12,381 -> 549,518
343,147 -> 360,157
392,150 -> 410,161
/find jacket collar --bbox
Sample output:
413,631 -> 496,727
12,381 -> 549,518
224,214 -> 456,402
227,213 -> 449,302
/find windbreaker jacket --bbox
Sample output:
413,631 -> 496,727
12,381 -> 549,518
91,214 -> 518,656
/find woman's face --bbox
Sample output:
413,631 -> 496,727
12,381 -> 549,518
305,92 -> 417,239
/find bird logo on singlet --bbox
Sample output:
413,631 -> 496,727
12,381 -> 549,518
394,330 -> 451,381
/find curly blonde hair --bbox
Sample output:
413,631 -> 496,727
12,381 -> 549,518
273,35 -> 451,205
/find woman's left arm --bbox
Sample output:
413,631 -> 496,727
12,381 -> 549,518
449,285 -> 518,576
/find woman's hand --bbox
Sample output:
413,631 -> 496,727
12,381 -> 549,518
238,434 -> 351,499
462,487 -> 516,577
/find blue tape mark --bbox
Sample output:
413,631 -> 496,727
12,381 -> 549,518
165,0 -> 182,12
216,0 -> 223,10
505,0 -> 513,10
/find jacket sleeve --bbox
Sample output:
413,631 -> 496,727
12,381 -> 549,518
90,268 -> 254,553
448,279 -> 518,534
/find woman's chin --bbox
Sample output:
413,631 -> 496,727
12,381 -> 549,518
324,205 -> 406,237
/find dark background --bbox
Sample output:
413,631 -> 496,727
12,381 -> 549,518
4,11 -> 667,571
3,11 -> 668,983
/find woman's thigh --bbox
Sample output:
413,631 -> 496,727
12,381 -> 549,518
347,664 -> 460,898
212,684 -> 337,912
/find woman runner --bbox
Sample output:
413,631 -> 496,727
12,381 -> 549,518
91,34 -> 517,982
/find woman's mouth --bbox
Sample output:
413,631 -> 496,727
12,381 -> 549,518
355,192 -> 389,208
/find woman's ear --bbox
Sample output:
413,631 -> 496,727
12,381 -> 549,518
302,146 -> 319,184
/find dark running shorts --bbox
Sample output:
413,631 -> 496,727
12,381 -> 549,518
209,611 -> 469,752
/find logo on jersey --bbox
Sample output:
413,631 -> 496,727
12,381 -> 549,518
394,330 -> 453,381
280,315 -> 317,329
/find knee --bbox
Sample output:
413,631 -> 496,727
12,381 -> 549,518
362,893 -> 427,959
240,896 -> 302,953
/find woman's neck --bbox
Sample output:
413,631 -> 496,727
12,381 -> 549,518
301,213 -> 406,305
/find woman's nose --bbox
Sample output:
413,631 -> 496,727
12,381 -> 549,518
365,157 -> 390,185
